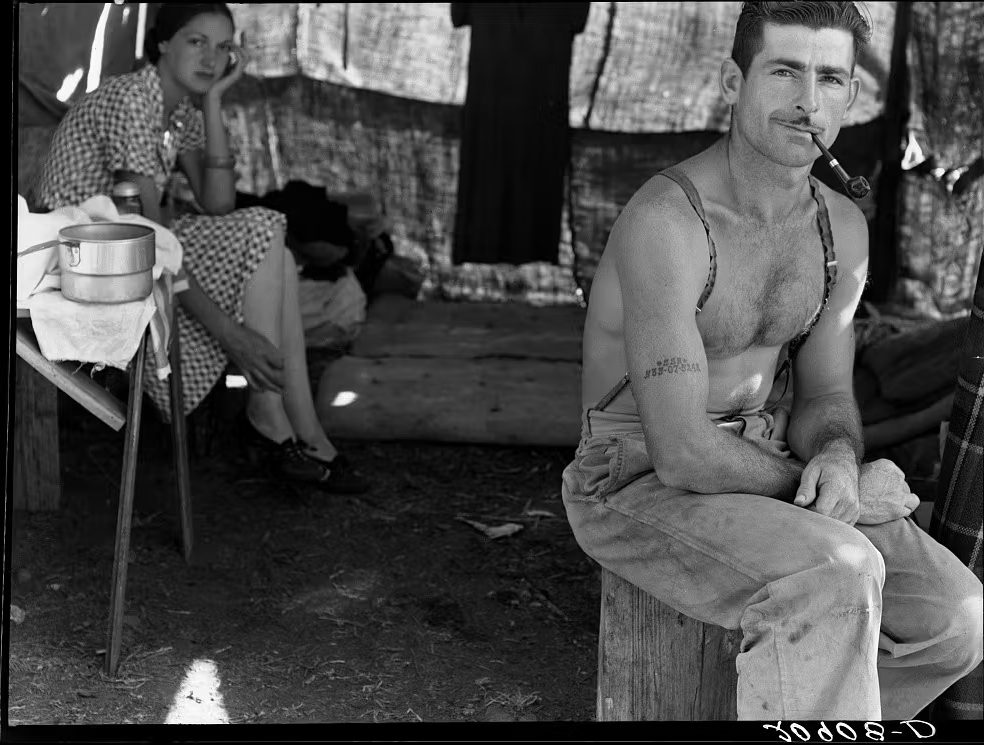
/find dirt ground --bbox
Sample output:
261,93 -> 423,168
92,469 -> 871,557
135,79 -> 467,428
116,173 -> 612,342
6,393 -> 600,727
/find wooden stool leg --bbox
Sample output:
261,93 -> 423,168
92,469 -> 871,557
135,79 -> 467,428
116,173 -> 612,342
105,336 -> 148,677
597,567 -> 741,721
168,307 -> 193,563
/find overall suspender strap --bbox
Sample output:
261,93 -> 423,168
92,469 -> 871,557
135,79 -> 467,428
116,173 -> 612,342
787,176 -> 839,360
593,373 -> 631,413
659,167 -> 718,313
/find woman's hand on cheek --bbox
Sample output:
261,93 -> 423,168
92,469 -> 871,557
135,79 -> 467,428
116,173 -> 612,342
207,42 -> 249,100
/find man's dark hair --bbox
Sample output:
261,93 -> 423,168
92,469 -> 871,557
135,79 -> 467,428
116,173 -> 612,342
731,2 -> 872,76
145,4 -> 235,63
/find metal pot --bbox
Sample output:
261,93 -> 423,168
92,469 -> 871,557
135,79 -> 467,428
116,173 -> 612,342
56,223 -> 156,304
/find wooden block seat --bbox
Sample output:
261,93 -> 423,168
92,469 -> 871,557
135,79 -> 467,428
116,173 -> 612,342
597,567 -> 741,721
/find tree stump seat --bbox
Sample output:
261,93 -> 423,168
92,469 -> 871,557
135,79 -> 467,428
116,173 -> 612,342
597,567 -> 742,721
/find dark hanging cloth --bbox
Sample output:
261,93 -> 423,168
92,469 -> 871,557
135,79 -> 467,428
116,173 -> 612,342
451,2 -> 590,266
235,181 -> 394,297
236,181 -> 355,248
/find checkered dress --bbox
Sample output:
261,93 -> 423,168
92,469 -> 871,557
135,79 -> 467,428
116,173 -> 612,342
930,256 -> 984,720
32,64 -> 286,420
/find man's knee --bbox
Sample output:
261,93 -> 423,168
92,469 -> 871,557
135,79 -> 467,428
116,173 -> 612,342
809,530 -> 886,601
937,575 -> 984,674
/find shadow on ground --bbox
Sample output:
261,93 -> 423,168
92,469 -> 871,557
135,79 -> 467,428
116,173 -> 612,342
7,396 -> 599,725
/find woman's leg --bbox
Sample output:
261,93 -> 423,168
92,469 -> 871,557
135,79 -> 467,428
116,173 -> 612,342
278,248 -> 339,461
242,229 -> 295,443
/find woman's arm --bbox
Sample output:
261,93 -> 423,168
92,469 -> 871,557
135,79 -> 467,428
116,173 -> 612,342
178,46 -> 249,216
177,91 -> 236,215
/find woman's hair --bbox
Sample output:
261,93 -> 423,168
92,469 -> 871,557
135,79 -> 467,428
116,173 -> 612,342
144,3 -> 235,63
731,1 -> 872,76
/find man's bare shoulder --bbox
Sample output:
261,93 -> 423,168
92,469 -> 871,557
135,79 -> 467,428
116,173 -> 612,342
608,170 -> 708,267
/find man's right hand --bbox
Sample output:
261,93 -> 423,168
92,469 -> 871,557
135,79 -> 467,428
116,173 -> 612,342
855,459 -> 920,525
795,445 -> 861,525
223,323 -> 285,394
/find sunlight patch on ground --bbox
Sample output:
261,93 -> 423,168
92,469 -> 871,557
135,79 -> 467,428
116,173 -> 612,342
164,659 -> 230,724
330,391 -> 359,407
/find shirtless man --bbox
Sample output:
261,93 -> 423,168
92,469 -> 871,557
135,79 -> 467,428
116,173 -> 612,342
562,1 -> 983,721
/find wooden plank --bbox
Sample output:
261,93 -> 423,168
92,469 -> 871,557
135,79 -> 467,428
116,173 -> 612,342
316,356 -> 582,447
598,568 -> 740,721
352,295 -> 585,361
13,357 -> 60,511
15,322 -> 126,431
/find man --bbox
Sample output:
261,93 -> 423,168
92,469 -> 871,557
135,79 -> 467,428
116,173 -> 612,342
562,1 -> 982,721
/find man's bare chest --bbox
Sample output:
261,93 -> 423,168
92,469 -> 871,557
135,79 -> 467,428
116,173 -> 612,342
697,221 -> 826,358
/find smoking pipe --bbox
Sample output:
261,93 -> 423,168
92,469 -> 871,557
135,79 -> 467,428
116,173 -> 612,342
811,133 -> 871,199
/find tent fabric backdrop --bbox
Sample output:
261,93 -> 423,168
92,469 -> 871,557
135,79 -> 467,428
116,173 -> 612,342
892,2 -> 984,320
227,2 -> 895,131
218,1 -> 896,304
21,2 -> 980,315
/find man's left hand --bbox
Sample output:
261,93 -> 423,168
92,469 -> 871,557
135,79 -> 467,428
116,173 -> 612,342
795,445 -> 860,525
856,459 -> 920,525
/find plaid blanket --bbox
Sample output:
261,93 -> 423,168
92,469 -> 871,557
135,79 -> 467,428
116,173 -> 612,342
930,257 -> 984,720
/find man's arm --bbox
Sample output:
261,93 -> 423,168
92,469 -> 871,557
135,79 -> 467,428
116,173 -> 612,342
616,185 -> 804,501
787,192 -> 869,521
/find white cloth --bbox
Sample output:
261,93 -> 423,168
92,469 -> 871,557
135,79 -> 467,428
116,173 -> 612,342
27,289 -> 159,374
17,193 -> 186,377
298,268 -> 367,349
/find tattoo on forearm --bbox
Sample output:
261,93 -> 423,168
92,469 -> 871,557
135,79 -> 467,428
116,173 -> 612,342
643,357 -> 701,379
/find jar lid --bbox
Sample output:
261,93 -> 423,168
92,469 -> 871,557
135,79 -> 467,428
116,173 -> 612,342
112,181 -> 140,197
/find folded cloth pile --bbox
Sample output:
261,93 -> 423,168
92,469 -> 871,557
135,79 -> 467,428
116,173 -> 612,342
16,194 -> 186,379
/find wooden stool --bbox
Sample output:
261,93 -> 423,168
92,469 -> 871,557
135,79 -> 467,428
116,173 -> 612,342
14,307 -> 193,677
597,567 -> 741,721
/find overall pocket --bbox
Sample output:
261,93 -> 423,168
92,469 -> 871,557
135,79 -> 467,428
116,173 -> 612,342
605,432 -> 654,495
562,437 -> 623,504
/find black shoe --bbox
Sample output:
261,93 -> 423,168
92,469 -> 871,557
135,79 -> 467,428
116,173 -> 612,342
238,411 -> 369,493
238,410 -> 291,466
297,447 -> 370,495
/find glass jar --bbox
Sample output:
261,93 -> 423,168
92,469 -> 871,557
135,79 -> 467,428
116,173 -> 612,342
112,181 -> 143,216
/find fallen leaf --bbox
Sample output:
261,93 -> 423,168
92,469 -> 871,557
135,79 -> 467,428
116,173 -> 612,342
455,517 -> 524,540
10,605 -> 25,624
485,523 -> 523,539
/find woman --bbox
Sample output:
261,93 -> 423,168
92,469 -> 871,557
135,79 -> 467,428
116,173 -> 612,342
31,3 -> 366,494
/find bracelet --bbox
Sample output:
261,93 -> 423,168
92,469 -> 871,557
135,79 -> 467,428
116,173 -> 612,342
204,155 -> 236,169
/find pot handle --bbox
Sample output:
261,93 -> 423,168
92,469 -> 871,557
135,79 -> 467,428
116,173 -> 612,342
19,238 -> 81,266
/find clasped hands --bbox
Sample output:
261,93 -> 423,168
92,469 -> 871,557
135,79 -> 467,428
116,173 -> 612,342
794,448 -> 920,527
